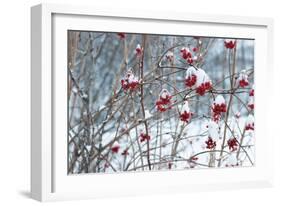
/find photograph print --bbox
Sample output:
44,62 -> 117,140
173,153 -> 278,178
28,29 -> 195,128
67,31 -> 254,174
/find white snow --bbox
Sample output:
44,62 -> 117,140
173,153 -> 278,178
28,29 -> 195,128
180,100 -> 190,114
185,66 -> 197,78
246,114 -> 254,125
195,68 -> 211,87
85,145 -> 92,152
85,115 -> 253,173
136,44 -> 141,50
72,87 -> 78,94
68,142 -> 75,153
145,110 -> 152,118
238,69 -> 249,82
181,47 -> 190,53
227,153 -> 238,166
207,120 -> 220,141
112,141 -> 120,148
248,96 -> 254,105
81,93 -> 88,100
185,67 -> 212,88
166,51 -> 174,58
98,105 -> 106,111
159,89 -> 171,99
214,95 -> 225,105
126,69 -> 138,84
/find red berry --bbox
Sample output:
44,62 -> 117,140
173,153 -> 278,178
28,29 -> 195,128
196,81 -> 212,96
111,144 -> 120,153
117,33 -> 125,39
191,157 -> 198,161
168,162 -> 172,169
205,137 -> 216,149
239,79 -> 249,88
248,104 -> 254,110
135,44 -> 142,56
121,70 -> 139,92
121,149 -> 129,156
185,74 -> 197,87
180,47 -> 192,59
249,89 -> 254,96
224,40 -> 236,49
140,133 -> 151,142
156,89 -> 172,112
180,111 -> 192,122
212,103 -> 227,115
187,58 -> 193,64
245,124 -> 254,131
227,138 -> 238,152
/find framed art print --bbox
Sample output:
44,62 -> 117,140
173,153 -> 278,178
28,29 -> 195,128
31,3 -> 274,201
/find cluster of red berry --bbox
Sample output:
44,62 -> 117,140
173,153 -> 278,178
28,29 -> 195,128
156,89 -> 173,112
140,133 -> 151,143
205,137 -> 216,149
227,138 -> 238,152
224,40 -> 236,49
211,95 -> 227,122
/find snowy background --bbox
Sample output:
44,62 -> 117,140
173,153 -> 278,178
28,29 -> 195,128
67,31 -> 254,174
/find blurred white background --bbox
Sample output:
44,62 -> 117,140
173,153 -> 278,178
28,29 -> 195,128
0,0 -> 280,205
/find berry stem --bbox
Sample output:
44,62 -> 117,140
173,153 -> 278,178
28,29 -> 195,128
139,34 -> 152,170
218,41 -> 237,167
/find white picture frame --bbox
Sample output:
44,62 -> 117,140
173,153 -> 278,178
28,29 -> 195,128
31,3 -> 274,202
